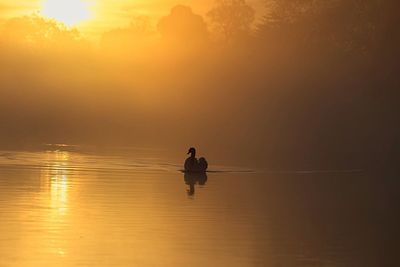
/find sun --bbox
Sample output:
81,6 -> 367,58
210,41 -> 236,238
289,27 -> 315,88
41,0 -> 91,26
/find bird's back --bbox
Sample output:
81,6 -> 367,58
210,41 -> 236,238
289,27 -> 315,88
198,157 -> 208,171
184,157 -> 198,172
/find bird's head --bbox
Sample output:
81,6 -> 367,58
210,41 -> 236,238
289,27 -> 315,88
187,147 -> 196,156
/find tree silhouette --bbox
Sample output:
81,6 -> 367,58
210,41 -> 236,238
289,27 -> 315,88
207,0 -> 255,43
157,5 -> 208,43
258,0 -> 384,53
1,14 -> 82,48
101,16 -> 154,51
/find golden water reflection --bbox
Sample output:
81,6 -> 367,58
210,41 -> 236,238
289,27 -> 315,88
42,151 -> 70,215
40,151 -> 72,258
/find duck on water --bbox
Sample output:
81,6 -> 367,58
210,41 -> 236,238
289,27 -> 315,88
184,147 -> 208,173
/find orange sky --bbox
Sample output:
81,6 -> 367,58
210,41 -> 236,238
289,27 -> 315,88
0,0 -> 265,39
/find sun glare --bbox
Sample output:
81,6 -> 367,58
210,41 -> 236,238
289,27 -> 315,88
41,0 -> 91,26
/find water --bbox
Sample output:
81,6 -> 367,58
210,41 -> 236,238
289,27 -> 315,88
0,148 -> 398,267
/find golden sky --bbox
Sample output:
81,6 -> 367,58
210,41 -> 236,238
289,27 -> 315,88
0,0 -> 264,39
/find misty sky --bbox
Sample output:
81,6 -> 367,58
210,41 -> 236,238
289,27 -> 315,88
0,0 -> 265,39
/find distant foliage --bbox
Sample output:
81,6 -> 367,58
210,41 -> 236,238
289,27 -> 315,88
207,0 -> 255,43
258,0 -> 386,54
101,16 -> 155,51
128,16 -> 153,36
0,14 -> 83,49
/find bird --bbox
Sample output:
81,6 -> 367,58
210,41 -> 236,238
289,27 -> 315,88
184,147 -> 208,172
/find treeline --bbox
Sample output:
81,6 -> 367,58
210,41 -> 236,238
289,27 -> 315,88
2,1 -> 398,58
259,0 -> 396,53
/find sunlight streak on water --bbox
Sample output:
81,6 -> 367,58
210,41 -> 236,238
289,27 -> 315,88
47,151 -> 70,216
38,151 -> 72,259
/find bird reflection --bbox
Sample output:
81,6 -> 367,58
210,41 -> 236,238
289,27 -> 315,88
184,172 -> 208,196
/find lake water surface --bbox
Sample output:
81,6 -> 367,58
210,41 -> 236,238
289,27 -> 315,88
0,147 -> 398,267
